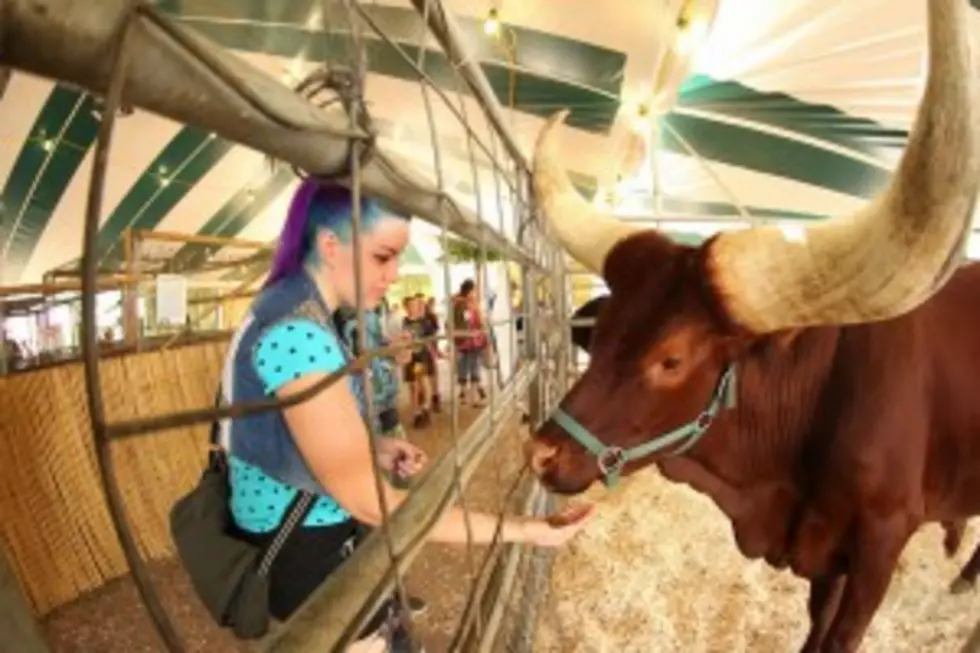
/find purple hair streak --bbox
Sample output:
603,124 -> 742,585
264,179 -> 408,289
265,177 -> 320,287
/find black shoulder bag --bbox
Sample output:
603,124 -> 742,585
169,391 -> 316,640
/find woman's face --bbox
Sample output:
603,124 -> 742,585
315,216 -> 410,309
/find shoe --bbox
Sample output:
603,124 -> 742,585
388,623 -> 425,653
406,595 -> 428,616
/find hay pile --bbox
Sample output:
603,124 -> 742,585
534,470 -> 980,653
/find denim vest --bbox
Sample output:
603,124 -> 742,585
218,271 -> 370,496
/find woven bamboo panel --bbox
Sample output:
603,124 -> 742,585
220,297 -> 254,330
0,340 -> 228,616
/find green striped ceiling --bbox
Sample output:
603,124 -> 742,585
0,1 -> 975,286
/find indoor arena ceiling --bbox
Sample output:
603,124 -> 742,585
2,0 -> 980,287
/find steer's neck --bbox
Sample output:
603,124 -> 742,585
657,327 -> 841,518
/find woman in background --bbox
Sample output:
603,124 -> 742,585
452,279 -> 488,407
422,296 -> 443,413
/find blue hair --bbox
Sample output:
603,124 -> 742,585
266,179 -> 410,287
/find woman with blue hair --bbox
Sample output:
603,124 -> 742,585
218,178 -> 593,652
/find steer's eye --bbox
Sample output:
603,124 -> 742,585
661,356 -> 682,371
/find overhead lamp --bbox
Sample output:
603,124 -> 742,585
483,8 -> 500,36
677,16 -> 710,53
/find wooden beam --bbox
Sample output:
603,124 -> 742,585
0,544 -> 51,653
133,229 -> 273,250
0,276 -> 142,298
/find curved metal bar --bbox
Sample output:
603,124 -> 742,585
78,6 -> 184,651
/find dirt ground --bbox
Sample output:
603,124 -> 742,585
40,395 -> 530,653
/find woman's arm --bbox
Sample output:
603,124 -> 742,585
279,372 -> 586,547
254,317 -> 589,547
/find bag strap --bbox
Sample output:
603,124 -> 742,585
255,490 -> 318,577
207,389 -> 227,472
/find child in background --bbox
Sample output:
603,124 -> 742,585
402,295 -> 434,428
421,296 -> 443,413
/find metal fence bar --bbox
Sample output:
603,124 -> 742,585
406,0 -> 528,175
74,6 -> 183,649
3,2 -> 565,651
262,362 -> 536,652
0,0 -> 539,268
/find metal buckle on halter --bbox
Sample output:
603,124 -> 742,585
695,411 -> 713,431
598,446 -> 626,477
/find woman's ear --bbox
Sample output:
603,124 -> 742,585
313,229 -> 341,268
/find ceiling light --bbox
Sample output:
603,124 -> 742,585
483,8 -> 499,36
677,17 -> 710,53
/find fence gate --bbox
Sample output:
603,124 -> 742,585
0,1 -> 577,651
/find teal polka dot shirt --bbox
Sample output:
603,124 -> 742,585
229,317 -> 353,533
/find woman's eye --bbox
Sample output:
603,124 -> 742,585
374,254 -> 392,264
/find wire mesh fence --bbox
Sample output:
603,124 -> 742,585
1,0 -> 573,652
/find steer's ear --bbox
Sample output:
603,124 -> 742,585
570,294 -> 610,353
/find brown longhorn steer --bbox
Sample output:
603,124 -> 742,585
524,1 -> 980,651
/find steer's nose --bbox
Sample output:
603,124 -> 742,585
524,438 -> 559,476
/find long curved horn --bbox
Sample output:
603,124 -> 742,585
531,111 -> 646,275
709,0 -> 980,333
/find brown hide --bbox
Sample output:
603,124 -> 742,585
534,240 -> 980,650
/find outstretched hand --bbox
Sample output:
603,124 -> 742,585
522,502 -> 595,547
376,437 -> 428,479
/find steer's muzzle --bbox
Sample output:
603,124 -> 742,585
524,424 -> 599,496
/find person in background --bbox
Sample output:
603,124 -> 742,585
401,295 -> 434,428
421,296 -> 443,413
451,279 -> 488,407
334,302 -> 403,440
1,332 -> 24,370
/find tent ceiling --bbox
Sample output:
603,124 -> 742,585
1,0 -> 980,287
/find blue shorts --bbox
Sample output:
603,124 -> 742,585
456,349 -> 482,383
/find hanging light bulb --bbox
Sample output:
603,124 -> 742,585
483,8 -> 500,36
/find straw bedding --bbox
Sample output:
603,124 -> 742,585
531,468 -> 980,653
0,342 -> 227,616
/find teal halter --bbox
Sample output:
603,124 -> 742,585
550,365 -> 738,487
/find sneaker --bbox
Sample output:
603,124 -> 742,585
388,623 -> 425,653
406,595 -> 428,616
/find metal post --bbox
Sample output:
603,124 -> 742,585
122,227 -> 139,346
407,0 -> 528,174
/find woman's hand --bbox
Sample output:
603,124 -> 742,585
376,438 -> 428,479
518,502 -> 595,547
